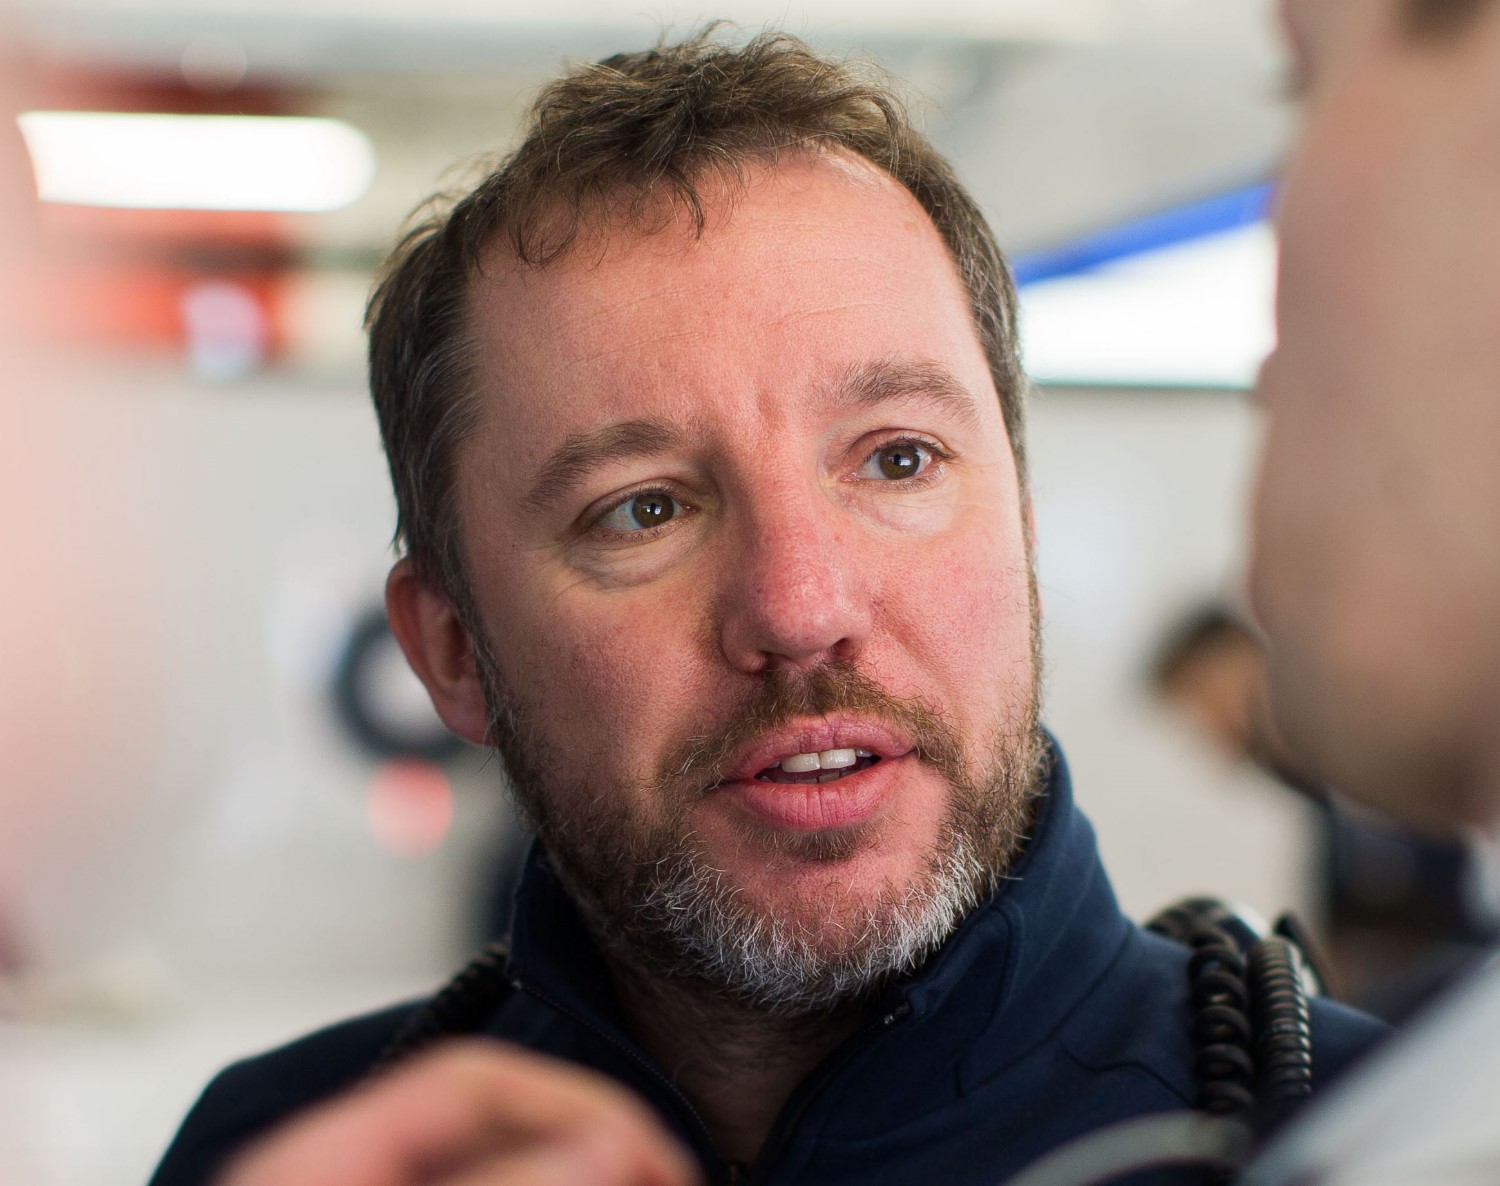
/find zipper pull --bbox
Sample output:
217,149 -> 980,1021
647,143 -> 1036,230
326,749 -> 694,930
724,1161 -> 748,1185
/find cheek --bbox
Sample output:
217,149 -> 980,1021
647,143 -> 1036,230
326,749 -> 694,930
498,582 -> 707,781
877,504 -> 1034,723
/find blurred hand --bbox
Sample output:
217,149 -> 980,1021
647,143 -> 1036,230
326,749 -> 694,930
219,1041 -> 701,1186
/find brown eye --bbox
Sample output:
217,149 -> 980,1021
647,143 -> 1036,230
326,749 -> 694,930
629,492 -> 674,527
875,443 -> 923,480
597,489 -> 682,534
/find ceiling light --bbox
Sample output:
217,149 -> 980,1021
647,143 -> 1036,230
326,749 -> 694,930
16,111 -> 376,213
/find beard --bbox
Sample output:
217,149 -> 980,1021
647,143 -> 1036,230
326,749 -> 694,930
469,619 -> 1045,1018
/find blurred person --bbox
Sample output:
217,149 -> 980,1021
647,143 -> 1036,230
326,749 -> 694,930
1149,605 -> 1496,1018
1150,605 -> 1304,783
0,41 -> 159,995
150,31 -> 1382,1186
1239,0 -> 1500,1181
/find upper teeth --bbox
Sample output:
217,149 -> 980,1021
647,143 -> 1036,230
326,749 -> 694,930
778,748 -> 874,773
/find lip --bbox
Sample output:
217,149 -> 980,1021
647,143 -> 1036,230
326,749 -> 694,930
724,753 -> 915,831
709,716 -> 918,833
714,716 -> 917,786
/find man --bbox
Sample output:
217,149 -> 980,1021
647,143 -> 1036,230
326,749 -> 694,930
1237,0 -> 1500,1181
150,32 -> 1379,1186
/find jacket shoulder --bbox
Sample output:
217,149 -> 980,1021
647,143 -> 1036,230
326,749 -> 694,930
1123,926 -> 1387,1086
148,998 -> 423,1186
1305,993 -> 1388,1086
1064,927 -> 1387,1098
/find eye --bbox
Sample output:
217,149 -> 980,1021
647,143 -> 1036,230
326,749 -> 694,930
858,439 -> 936,482
595,489 -> 684,534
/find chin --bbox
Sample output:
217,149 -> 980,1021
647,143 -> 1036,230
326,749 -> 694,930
714,781 -> 941,865
723,821 -> 956,927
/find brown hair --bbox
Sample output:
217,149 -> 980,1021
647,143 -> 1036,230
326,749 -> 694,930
1406,0 -> 1495,37
367,29 -> 1026,596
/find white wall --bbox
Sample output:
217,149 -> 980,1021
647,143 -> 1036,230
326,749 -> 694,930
21,368 -> 508,993
1029,388 -> 1314,925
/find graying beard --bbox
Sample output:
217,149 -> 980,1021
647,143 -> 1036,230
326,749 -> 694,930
618,825 -> 993,1017
464,600 -> 1042,1016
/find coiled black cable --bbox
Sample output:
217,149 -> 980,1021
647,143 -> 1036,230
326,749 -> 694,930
1147,903 -> 1258,1120
1185,926 -> 1257,1118
1246,936 -> 1314,1129
1147,897 -> 1318,1155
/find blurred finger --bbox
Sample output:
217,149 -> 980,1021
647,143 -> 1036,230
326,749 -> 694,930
220,1041 -> 697,1186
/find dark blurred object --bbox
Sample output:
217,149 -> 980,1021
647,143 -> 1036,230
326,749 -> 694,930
331,604 -> 467,765
1152,606 -> 1273,767
1320,806 -> 1496,1021
1149,603 -> 1498,1020
330,602 -> 532,939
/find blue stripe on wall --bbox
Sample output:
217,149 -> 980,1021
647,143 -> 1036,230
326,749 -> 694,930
1012,181 -> 1276,286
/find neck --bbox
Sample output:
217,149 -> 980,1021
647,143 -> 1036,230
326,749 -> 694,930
608,958 -> 866,1166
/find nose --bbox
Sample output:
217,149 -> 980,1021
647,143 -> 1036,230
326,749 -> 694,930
716,483 -> 873,675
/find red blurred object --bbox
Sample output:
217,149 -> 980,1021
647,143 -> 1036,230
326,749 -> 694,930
367,761 -> 455,860
36,254 -> 287,358
25,65 -> 315,367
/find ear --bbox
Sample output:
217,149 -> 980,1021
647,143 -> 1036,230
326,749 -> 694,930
384,557 -> 491,746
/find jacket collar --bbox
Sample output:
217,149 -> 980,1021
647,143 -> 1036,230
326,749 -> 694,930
504,734 -> 1129,1064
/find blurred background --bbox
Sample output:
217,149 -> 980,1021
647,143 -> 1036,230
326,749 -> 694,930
2,1 -> 1492,1182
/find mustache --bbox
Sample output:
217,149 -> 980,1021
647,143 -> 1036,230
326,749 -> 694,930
651,658 -> 969,796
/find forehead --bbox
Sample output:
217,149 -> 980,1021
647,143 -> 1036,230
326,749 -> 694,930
460,151 -> 993,451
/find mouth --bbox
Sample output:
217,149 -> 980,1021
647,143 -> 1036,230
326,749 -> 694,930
706,719 -> 918,833
754,748 -> 882,785
713,718 -> 915,790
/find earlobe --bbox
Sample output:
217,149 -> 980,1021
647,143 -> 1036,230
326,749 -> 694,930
384,558 -> 492,746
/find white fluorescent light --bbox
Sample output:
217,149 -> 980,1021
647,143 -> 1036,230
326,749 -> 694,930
16,111 -> 376,213
1019,223 -> 1277,389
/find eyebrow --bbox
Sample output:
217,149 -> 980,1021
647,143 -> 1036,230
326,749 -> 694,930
524,418 -> 682,514
834,357 -> 985,430
522,358 -> 980,515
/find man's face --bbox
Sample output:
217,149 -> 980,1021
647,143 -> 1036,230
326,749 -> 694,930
1252,0 -> 1500,827
446,152 -> 1040,1007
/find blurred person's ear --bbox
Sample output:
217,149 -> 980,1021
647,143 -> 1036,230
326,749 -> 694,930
384,558 -> 491,746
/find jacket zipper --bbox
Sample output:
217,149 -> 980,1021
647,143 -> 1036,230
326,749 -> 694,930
515,977 -> 913,1186
512,977 -> 736,1181
745,1000 -> 915,1185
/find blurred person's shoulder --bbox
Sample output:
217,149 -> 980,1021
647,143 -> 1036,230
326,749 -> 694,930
148,998 -> 423,1186
1246,953 -> 1500,1186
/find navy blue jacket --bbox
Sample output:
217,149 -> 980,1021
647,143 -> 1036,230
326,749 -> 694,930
150,744 -> 1384,1186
